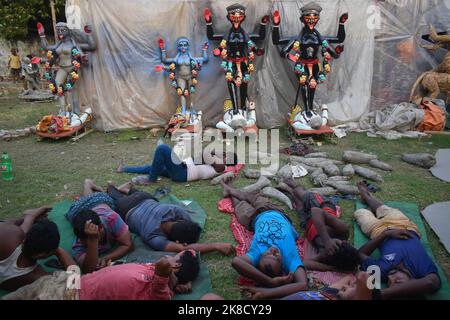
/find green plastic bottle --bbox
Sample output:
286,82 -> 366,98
1,151 -> 13,181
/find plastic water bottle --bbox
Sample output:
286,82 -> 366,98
1,151 -> 13,181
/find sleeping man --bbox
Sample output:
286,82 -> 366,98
220,180 -> 308,300
2,250 -> 199,300
0,206 -> 75,292
104,180 -> 236,256
66,179 -> 134,274
277,178 -> 360,273
355,182 -> 441,299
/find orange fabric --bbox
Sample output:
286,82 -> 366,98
418,101 -> 446,132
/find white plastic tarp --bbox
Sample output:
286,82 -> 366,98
67,0 -> 450,131
65,0 -> 376,131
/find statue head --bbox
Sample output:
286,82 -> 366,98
177,37 -> 190,54
300,2 -> 322,30
309,115 -> 323,129
226,3 -> 246,29
56,22 -> 70,40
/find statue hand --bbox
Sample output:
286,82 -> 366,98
203,41 -> 209,50
37,22 -> 45,37
335,45 -> 344,55
261,15 -> 269,25
273,10 -> 280,26
158,38 -> 165,49
340,13 -> 348,24
204,8 -> 212,23
84,25 -> 92,34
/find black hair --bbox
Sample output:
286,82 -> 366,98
323,242 -> 359,272
72,209 -> 101,239
260,262 -> 282,278
22,219 -> 60,258
169,221 -> 201,244
176,251 -> 200,284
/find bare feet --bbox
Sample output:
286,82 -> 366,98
220,179 -> 232,198
357,181 -> 370,204
283,177 -> 298,189
117,161 -> 124,173
117,181 -> 133,194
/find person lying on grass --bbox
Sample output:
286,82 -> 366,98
66,179 -> 134,274
355,182 -> 441,300
220,179 -> 308,300
105,180 -> 236,255
2,250 -> 199,300
0,207 -> 75,292
277,178 -> 359,273
117,143 -> 237,185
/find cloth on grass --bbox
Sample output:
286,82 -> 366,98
218,198 -> 349,288
0,196 -> 212,300
354,201 -> 450,300
66,192 -> 116,223
358,102 -> 427,140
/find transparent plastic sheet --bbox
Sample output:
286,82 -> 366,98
371,0 -> 450,110
68,0 -> 374,130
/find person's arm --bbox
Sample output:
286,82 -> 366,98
303,258 -> 339,272
100,230 -> 134,263
359,229 -> 412,261
151,257 -> 174,300
165,241 -> 235,256
55,247 -> 76,270
380,273 -> 441,300
79,222 -> 100,274
19,206 -> 52,234
311,207 -> 343,256
231,255 -> 293,288
243,267 -> 308,300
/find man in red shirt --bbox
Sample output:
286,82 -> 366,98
277,179 -> 359,273
2,250 -> 199,300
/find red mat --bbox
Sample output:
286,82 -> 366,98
287,118 -> 334,136
218,198 -> 350,288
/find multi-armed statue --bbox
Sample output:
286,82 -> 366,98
273,2 -> 348,131
37,22 -> 96,117
204,4 -> 268,132
155,37 -> 209,132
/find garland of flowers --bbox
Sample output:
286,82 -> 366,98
291,40 -> 332,86
43,46 -> 82,97
167,58 -> 201,98
212,39 -> 259,87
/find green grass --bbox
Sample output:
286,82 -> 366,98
0,92 -> 449,299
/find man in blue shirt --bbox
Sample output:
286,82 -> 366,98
220,180 -> 308,299
356,182 -> 441,299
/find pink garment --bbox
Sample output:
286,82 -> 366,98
79,263 -> 173,300
224,164 -> 245,176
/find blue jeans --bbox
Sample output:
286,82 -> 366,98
124,144 -> 188,182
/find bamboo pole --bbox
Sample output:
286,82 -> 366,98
50,0 -> 58,43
